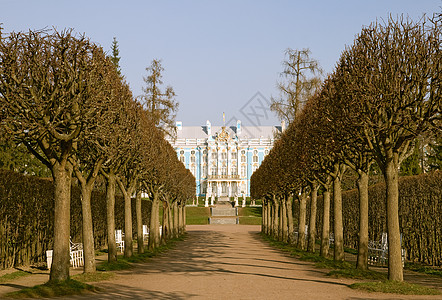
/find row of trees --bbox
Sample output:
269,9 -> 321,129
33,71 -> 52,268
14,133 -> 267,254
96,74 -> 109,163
252,15 -> 441,281
0,28 -> 195,282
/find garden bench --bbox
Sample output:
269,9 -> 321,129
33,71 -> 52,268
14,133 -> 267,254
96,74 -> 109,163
46,238 -> 84,269
115,229 -> 124,252
368,232 -> 405,267
143,225 -> 149,241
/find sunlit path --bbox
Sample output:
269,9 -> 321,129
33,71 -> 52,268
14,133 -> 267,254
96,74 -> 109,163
59,225 -> 437,300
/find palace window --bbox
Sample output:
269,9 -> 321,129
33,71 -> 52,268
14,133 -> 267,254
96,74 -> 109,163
265,149 -> 269,155
202,166 -> 208,177
221,166 -> 227,175
180,156 -> 185,163
190,155 -> 195,163
221,152 -> 227,160
253,165 -> 258,172
211,152 -> 217,159
190,166 -> 196,176
231,167 -> 237,175
241,165 -> 246,177
241,155 -> 246,163
253,150 -> 258,163
211,166 -> 217,176
232,152 -> 237,160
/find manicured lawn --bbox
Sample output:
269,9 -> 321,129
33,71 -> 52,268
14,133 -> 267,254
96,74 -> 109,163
186,207 -> 210,224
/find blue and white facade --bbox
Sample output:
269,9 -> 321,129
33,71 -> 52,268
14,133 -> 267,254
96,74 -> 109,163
166,119 -> 282,199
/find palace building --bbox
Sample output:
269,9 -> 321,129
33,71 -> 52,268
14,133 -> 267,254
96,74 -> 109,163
166,119 -> 282,201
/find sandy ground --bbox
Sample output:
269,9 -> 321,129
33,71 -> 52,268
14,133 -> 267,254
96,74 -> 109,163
1,225 -> 441,299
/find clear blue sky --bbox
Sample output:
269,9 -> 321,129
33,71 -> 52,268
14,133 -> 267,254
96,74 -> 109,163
2,0 -> 441,126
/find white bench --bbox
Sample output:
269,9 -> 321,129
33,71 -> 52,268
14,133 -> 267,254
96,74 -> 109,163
46,239 -> 84,269
368,233 -> 405,267
143,225 -> 149,241
115,229 -> 124,252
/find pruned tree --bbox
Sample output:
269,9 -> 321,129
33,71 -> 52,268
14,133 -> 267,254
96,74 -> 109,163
337,16 -> 442,281
70,56 -> 126,273
0,29 -> 107,282
270,48 -> 322,125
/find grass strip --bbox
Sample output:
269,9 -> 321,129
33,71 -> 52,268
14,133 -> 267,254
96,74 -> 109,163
261,233 -> 440,295
4,279 -> 97,299
405,262 -> 442,278
0,271 -> 32,283
262,234 -> 388,277
238,216 -> 262,225
328,269 -> 387,280
350,281 -> 441,295
72,271 -> 115,283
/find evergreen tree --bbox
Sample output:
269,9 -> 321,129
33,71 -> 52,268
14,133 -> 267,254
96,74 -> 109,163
139,59 -> 178,135
110,37 -> 121,75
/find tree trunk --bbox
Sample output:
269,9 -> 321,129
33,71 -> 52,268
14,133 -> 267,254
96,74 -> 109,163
298,190 -> 307,250
333,164 -> 345,261
168,201 -> 173,239
136,190 -> 144,254
173,201 -> 179,238
270,200 -> 274,236
161,200 -> 168,244
80,184 -> 96,273
308,183 -> 318,253
182,205 -> 186,232
273,197 -> 279,240
49,161 -> 72,282
267,200 -> 272,236
178,204 -> 185,234
357,170 -> 369,270
123,191 -> 133,257
106,172 -> 117,262
278,201 -> 284,241
261,200 -> 267,233
286,195 -> 294,244
281,199 -> 288,243
320,188 -> 331,257
149,192 -> 160,250
384,152 -> 403,281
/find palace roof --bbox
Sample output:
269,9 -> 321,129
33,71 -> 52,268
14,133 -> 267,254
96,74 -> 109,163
173,125 -> 282,140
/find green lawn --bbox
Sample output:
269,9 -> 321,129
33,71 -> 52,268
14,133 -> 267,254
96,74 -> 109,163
186,207 -> 210,224
185,206 -> 262,225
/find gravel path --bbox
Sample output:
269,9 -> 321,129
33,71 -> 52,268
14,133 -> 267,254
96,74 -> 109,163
1,225 -> 440,299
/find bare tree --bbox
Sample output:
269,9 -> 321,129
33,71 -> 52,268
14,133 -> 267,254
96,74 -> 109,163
337,16 -> 441,281
138,59 -> 178,135
270,48 -> 322,125
0,29 -> 106,282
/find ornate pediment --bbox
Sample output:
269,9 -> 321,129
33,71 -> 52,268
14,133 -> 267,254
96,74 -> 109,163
215,126 -> 231,142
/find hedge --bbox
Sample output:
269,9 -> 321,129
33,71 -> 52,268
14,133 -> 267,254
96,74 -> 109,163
0,169 -> 151,269
312,171 -> 441,266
